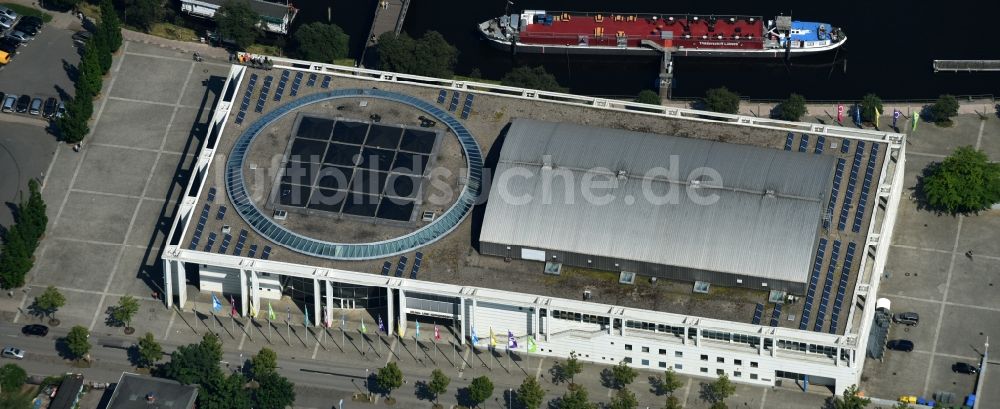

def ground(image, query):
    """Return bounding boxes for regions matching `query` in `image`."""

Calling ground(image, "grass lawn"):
[148,22,199,42]
[0,2,52,22]
[333,57,356,67]
[76,1,100,23]
[247,43,282,56]
[454,75,501,85]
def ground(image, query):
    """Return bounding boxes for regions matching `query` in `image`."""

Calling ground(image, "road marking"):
[975,120,985,149]
[922,215,963,395]
[69,188,167,202]
[890,243,1000,262]
[312,340,320,359]
[680,377,693,405]
[238,332,247,350]
[89,142,170,154]
[12,288,31,324]
[759,387,768,409]
[385,337,397,365]
[44,236,158,251]
[535,356,545,378]
[41,140,60,189]
[164,309,177,340]
[883,293,1000,313]
[107,96,201,109]
[905,151,948,159]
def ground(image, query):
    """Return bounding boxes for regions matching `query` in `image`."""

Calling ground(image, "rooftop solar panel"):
[261,246,272,260]
[752,303,763,324]
[815,136,825,154]
[769,304,782,327]
[321,76,331,88]
[247,244,258,258]
[784,133,794,151]
[449,91,459,112]
[207,188,216,203]
[395,256,408,277]
[307,73,317,87]
[216,205,227,220]
[437,90,447,104]
[382,261,391,276]
[204,232,217,252]
[798,134,809,152]
[841,139,850,153]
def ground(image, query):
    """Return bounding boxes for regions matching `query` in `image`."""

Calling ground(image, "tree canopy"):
[251,347,278,379]
[217,0,260,49]
[608,388,638,409]
[65,326,91,360]
[467,376,494,408]
[0,364,27,394]
[659,368,684,396]
[0,179,47,289]
[428,369,450,403]
[252,371,296,409]
[46,0,79,11]
[928,94,960,125]
[831,385,871,409]
[501,66,567,93]
[705,374,736,404]
[860,93,883,123]
[117,0,162,31]
[136,332,163,368]
[563,351,582,384]
[376,362,403,397]
[162,333,224,386]
[777,93,807,121]
[292,22,350,63]
[920,146,1000,213]
[112,295,140,328]
[703,87,740,114]
[637,89,660,105]
[609,361,637,389]
[516,376,545,409]
[377,31,458,78]
[34,286,65,319]
[99,0,123,52]
[559,385,595,409]
[199,373,250,409]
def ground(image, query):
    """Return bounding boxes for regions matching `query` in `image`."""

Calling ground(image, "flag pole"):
[268,318,272,340]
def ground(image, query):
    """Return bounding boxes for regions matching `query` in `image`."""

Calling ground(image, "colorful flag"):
[507,330,518,349]
[360,317,367,333]
[489,327,497,347]
[304,307,310,327]
[267,302,276,320]
[249,300,257,318]
[397,320,406,337]
[323,308,329,328]
[434,325,441,341]
[911,113,919,131]
[527,336,538,353]
[230,296,237,317]
[874,106,881,128]
[836,104,844,123]
[211,294,222,312]
[471,327,479,345]
[415,321,420,339]
[892,109,900,128]
[854,104,861,125]
[378,315,385,334]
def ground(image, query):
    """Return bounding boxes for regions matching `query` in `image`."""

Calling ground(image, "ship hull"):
[481,35,845,59]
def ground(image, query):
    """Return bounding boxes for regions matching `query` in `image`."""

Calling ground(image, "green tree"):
[831,385,870,409]
[609,360,637,389]
[100,0,123,52]
[18,180,47,247]
[892,403,913,409]
[928,94,960,125]
[664,395,683,409]
[65,326,91,360]
[705,374,736,404]
[57,96,92,144]
[136,332,163,368]
[200,373,250,409]
[376,362,403,397]
[563,351,582,384]
[93,18,113,73]
[119,0,163,31]
[0,363,27,393]
[659,368,684,396]
[637,89,661,105]
[608,388,638,409]
[217,0,261,49]
[162,333,224,385]
[501,66,567,93]
[860,93,883,123]
[516,376,545,409]
[703,87,740,114]
[77,39,104,99]
[292,22,349,63]
[0,229,32,289]
[427,368,450,404]
[777,93,807,121]
[34,286,65,321]
[560,384,595,409]
[921,146,1000,213]
[251,347,278,379]
[112,295,140,329]
[252,371,296,409]
[467,376,494,408]
[377,31,458,78]
[710,402,729,409]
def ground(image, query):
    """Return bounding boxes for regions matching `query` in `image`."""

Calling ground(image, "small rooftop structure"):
[49,374,85,409]
[179,0,297,34]
[104,373,198,409]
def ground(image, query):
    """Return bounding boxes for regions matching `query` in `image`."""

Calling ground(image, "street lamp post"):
[507,387,512,409]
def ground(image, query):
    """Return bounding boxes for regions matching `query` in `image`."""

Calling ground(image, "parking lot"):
[861,115,1000,408]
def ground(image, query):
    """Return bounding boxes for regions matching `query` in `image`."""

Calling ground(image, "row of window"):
[551,310,611,325]
[622,357,761,380]
[623,344,759,367]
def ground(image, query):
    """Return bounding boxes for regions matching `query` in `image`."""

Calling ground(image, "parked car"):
[72,30,92,47]
[42,97,57,118]
[14,22,39,37]
[886,339,914,352]
[2,94,16,112]
[0,347,24,360]
[29,97,42,115]
[952,362,979,374]
[0,5,18,20]
[0,92,4,104]
[893,312,919,326]
[0,15,14,30]
[0,36,20,51]
[16,94,30,113]
[21,324,48,337]
[56,100,65,118]
[7,31,31,43]
[21,16,43,29]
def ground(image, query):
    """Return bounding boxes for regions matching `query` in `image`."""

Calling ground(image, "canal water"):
[300,0,999,100]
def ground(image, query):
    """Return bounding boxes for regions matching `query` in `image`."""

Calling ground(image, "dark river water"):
[298,0,999,100]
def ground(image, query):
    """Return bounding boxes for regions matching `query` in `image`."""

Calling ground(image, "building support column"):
[620,318,626,337]
[457,297,465,345]
[532,306,539,338]
[313,279,321,327]
[682,326,687,345]
[239,269,248,317]
[399,289,408,331]
[164,259,173,308]
[695,327,701,347]
[386,287,395,336]
[471,298,479,341]
[176,261,187,309]
[325,281,333,328]
[250,270,260,317]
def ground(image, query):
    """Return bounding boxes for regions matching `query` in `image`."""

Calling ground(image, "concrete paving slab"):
[31,240,119,292]
[142,152,190,202]
[923,354,978,405]
[162,107,205,154]
[40,146,81,206]
[23,286,105,329]
[890,200,960,251]
[881,246,950,301]
[906,116,981,157]
[92,296,172,339]
[50,191,139,243]
[110,53,190,104]
[126,41,200,61]
[882,297,940,351]
[860,352,930,401]
[126,198,172,247]
[976,118,1000,160]
[180,66,230,109]
[934,304,997,358]
[957,211,1000,256]
[73,144,157,197]
[90,98,173,150]
[108,245,162,297]
[901,154,934,199]
[946,257,1000,310]
[0,123,58,227]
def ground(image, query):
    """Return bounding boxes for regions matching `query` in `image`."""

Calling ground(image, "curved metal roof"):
[479,119,834,283]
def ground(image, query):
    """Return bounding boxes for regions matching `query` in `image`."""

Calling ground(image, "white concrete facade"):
[161,60,907,395]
